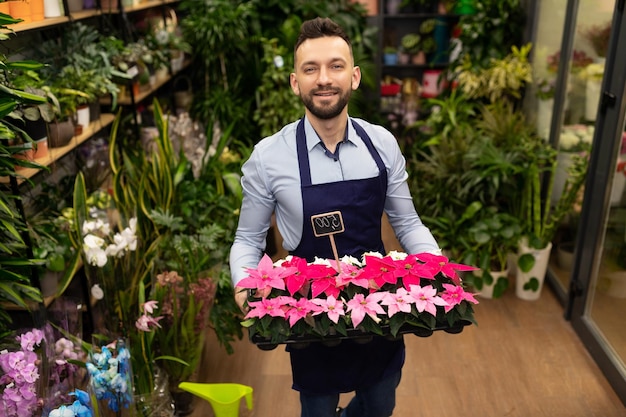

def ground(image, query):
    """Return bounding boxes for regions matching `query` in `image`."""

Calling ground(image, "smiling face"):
[290,36,361,121]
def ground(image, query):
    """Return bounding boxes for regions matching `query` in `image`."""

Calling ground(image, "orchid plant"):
[46,389,93,417]
[237,252,479,344]
[86,339,133,416]
[0,328,45,417]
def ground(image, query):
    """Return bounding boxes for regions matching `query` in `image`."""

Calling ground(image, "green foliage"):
[453,0,526,70]
[254,37,303,138]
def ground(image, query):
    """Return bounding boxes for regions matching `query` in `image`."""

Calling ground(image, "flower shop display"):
[237,252,479,350]
[581,20,611,59]
[551,124,594,205]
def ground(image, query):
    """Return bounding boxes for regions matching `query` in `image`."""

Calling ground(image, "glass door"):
[568,0,626,405]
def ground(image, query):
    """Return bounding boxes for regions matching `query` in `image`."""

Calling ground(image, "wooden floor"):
[189,282,625,417]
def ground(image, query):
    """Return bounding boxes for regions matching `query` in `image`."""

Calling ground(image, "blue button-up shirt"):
[229,116,440,285]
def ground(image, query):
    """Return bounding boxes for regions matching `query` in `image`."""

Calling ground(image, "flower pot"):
[173,76,193,112]
[385,0,400,15]
[33,136,48,159]
[0,2,10,14]
[536,98,553,139]
[556,241,575,270]
[66,0,81,11]
[75,105,90,129]
[383,53,398,65]
[89,100,101,122]
[47,119,74,148]
[585,78,602,122]
[9,0,32,23]
[474,269,509,299]
[29,0,44,20]
[14,141,34,170]
[99,0,118,11]
[421,69,443,98]
[43,0,62,17]
[515,240,553,301]
[83,0,95,9]
[411,51,426,65]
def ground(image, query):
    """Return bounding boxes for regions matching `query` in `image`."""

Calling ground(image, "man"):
[229,17,441,417]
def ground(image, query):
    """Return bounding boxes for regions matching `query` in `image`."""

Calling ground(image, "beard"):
[300,87,351,120]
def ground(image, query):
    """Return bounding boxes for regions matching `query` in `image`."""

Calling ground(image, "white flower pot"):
[515,240,553,301]
[44,0,63,17]
[76,105,90,129]
[474,269,509,299]
[536,98,553,139]
[585,78,602,122]
[550,151,575,206]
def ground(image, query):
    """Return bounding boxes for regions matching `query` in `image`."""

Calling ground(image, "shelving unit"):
[376,3,459,126]
[0,114,115,185]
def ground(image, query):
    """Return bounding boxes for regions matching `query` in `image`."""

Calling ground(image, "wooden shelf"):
[0,113,115,185]
[103,58,191,106]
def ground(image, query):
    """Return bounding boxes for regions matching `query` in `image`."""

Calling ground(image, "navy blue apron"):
[288,118,405,395]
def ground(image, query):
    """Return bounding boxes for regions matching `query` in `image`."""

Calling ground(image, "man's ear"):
[352,66,362,91]
[290,73,300,95]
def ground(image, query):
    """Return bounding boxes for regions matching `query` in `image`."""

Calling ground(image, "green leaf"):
[517,253,535,273]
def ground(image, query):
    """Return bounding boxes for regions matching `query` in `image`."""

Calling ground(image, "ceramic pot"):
[557,241,575,270]
[43,0,62,17]
[75,105,90,129]
[536,98,553,139]
[474,269,509,299]
[30,0,44,20]
[9,0,32,23]
[47,119,74,148]
[585,78,602,122]
[89,100,101,122]
[515,239,553,301]
[33,137,48,159]
[66,0,82,12]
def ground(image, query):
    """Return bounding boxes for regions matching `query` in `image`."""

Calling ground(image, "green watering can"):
[178,382,254,417]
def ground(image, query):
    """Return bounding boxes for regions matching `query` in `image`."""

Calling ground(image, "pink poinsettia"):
[414,253,477,285]
[380,288,416,317]
[408,284,448,316]
[393,254,437,289]
[283,297,317,327]
[245,297,288,319]
[345,292,386,328]
[311,295,345,324]
[361,255,400,289]
[238,254,296,298]
[441,283,479,313]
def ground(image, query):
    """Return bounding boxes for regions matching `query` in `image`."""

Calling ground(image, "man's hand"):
[234,288,249,314]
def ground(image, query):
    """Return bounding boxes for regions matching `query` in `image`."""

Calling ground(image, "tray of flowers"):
[237,251,479,351]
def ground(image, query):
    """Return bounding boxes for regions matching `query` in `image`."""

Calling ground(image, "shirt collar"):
[303,116,358,152]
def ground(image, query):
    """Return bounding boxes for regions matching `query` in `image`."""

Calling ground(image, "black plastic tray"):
[250,320,473,350]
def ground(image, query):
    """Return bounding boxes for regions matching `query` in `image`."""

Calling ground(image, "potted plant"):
[581,20,611,59]
[515,138,589,300]
[464,205,523,298]
[383,46,399,65]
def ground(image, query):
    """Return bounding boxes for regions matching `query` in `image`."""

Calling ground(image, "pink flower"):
[393,254,437,289]
[311,295,345,324]
[408,284,448,316]
[381,288,416,317]
[280,256,310,296]
[345,292,386,328]
[335,263,369,289]
[413,253,477,285]
[441,283,479,313]
[361,255,400,289]
[245,297,288,319]
[135,314,163,331]
[141,300,159,314]
[237,254,295,298]
[283,297,316,327]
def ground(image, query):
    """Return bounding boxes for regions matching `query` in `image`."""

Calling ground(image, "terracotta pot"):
[14,142,34,170]
[33,137,48,159]
[66,0,81,12]
[99,0,118,11]
[29,0,43,20]
[47,118,74,148]
[0,1,11,14]
[9,0,32,23]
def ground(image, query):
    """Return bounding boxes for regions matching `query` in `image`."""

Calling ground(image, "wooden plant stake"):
[311,211,345,273]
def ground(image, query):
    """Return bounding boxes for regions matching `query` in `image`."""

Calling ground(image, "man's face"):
[290,36,361,120]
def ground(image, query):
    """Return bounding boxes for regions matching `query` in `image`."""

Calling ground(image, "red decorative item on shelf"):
[381,84,401,96]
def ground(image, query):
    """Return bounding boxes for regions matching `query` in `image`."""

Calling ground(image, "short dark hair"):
[294,17,352,57]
